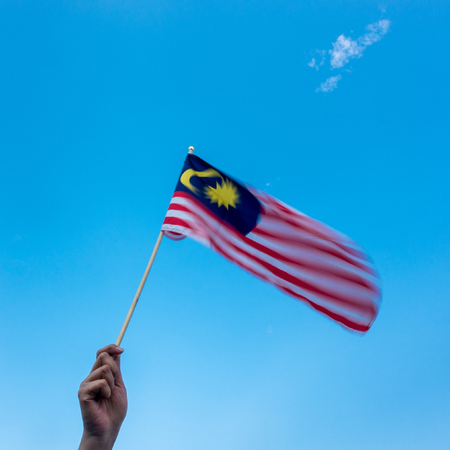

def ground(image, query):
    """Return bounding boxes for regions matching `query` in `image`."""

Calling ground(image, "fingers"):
[96,344,124,359]
[84,365,115,393]
[94,345,125,387]
[79,378,112,402]
[90,344,125,387]
[91,352,119,379]
[79,363,114,402]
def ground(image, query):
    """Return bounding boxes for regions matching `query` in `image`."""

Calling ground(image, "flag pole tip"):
[188,146,194,154]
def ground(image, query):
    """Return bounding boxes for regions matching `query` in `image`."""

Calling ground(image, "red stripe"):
[163,216,193,232]
[166,203,193,214]
[163,230,186,241]
[277,285,371,332]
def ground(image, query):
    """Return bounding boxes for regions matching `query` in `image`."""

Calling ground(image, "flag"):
[162,154,381,333]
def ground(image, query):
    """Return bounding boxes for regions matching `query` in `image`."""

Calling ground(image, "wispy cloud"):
[307,50,326,71]
[307,57,318,70]
[315,75,341,93]
[264,177,281,191]
[308,20,391,92]
[330,20,390,69]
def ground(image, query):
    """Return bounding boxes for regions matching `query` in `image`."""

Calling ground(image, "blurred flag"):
[162,154,381,332]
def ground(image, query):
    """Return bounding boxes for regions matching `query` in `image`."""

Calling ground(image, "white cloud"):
[330,20,390,69]
[307,50,326,70]
[315,75,341,93]
[329,35,364,69]
[264,177,281,191]
[307,57,318,70]
[360,19,390,45]
[309,20,391,93]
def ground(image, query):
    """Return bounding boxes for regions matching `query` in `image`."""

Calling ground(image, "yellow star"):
[204,179,240,209]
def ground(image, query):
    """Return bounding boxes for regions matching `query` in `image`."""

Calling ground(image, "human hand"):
[78,345,127,450]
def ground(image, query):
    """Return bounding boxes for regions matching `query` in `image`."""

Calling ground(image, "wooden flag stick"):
[115,230,164,346]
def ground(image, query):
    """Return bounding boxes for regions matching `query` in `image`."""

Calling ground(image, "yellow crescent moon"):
[180,168,223,195]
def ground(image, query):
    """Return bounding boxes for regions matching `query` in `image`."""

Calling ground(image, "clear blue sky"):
[1,1,449,449]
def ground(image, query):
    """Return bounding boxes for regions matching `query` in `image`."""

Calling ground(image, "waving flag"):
[162,154,381,333]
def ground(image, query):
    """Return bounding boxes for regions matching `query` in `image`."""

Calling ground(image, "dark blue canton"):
[174,154,261,236]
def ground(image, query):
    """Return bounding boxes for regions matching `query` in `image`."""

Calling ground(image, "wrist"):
[78,429,119,450]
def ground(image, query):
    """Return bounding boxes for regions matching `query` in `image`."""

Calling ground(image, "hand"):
[78,345,128,450]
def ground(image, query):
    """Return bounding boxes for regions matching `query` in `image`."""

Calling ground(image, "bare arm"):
[78,345,128,450]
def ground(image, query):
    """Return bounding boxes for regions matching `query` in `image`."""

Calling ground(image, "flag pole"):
[115,230,164,346]
[115,146,195,346]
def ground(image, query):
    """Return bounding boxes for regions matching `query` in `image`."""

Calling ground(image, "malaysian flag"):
[162,153,381,333]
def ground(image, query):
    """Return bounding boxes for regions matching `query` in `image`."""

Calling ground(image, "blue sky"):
[1,1,449,449]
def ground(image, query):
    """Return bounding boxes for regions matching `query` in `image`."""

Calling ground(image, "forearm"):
[78,429,120,450]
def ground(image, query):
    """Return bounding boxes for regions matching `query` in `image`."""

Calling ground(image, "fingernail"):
[116,347,124,353]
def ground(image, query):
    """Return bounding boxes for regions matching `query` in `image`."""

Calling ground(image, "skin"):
[78,345,128,450]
